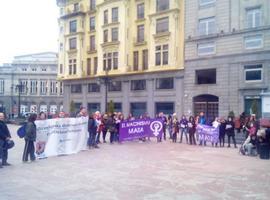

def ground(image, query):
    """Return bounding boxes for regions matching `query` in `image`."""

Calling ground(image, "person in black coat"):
[0,112,12,167]
[107,113,116,144]
[225,117,237,148]
[219,118,226,147]
[22,114,37,162]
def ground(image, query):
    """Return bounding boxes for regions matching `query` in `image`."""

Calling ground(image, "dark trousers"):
[219,134,225,147]
[180,128,188,143]
[22,140,35,162]
[163,126,166,140]
[228,135,237,147]
[102,129,107,142]
[189,133,196,145]
[110,132,115,143]
[0,140,8,165]
[96,132,101,144]
[172,133,177,143]
[88,132,97,147]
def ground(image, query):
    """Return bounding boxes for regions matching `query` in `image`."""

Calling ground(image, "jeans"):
[102,129,108,142]
[110,132,115,143]
[189,132,196,145]
[22,140,35,162]
[96,132,101,144]
[227,135,237,147]
[180,128,188,143]
[246,143,256,156]
[88,131,97,147]
[172,133,177,143]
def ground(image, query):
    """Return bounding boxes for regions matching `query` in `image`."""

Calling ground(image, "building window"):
[196,69,216,84]
[246,8,261,28]
[131,80,146,91]
[70,20,77,33]
[137,25,144,43]
[42,68,46,72]
[111,28,118,41]
[94,57,98,74]
[142,49,148,70]
[113,52,118,70]
[137,3,144,19]
[22,68,27,71]
[19,80,28,94]
[155,102,174,115]
[69,59,77,75]
[156,17,169,33]
[133,51,139,71]
[60,82,63,94]
[90,17,95,31]
[87,58,91,75]
[244,35,263,49]
[103,54,107,71]
[113,103,122,112]
[104,10,108,25]
[156,0,169,12]
[112,7,118,23]
[0,79,4,94]
[245,65,262,82]
[155,44,168,65]
[244,97,262,118]
[103,30,108,43]
[69,38,77,50]
[87,103,100,114]
[130,102,147,117]
[90,0,96,11]
[71,84,82,93]
[90,35,95,51]
[107,53,112,70]
[40,80,47,95]
[60,64,63,74]
[50,81,58,94]
[74,3,79,12]
[108,81,121,92]
[156,77,174,89]
[30,80,38,94]
[197,42,215,55]
[88,83,100,93]
[32,68,37,72]
[60,43,63,51]
[198,17,215,36]
[199,0,216,7]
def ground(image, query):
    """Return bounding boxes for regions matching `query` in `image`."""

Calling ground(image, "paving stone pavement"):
[0,124,270,200]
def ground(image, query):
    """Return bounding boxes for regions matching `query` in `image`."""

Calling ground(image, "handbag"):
[6,139,15,149]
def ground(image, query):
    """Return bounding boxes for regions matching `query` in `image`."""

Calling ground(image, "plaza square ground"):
[0,124,270,200]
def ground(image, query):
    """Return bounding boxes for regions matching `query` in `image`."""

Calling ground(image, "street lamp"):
[97,69,112,113]
[15,83,27,118]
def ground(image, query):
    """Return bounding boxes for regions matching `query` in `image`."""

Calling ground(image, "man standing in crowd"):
[0,112,12,167]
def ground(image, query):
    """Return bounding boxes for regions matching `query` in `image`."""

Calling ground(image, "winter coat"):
[225,121,235,136]
[25,122,37,141]
[0,120,11,141]
[88,118,97,134]
[188,120,196,134]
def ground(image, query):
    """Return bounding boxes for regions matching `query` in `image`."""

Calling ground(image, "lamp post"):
[97,70,111,113]
[15,83,27,118]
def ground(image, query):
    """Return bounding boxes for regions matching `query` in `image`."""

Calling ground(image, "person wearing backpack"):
[0,112,12,167]
[22,114,37,162]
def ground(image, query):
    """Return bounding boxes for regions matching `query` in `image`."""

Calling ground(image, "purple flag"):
[119,118,163,142]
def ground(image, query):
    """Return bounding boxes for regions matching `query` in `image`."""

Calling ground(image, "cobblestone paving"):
[0,125,269,200]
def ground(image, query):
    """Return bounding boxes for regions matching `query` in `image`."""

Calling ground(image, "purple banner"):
[119,118,163,142]
[196,124,219,143]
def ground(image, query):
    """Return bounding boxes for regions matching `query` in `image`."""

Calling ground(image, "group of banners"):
[35,117,219,158]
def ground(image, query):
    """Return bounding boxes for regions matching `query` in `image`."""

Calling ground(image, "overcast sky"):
[0,0,59,64]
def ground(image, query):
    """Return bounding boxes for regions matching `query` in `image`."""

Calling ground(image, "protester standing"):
[225,117,237,148]
[172,115,179,143]
[88,114,99,148]
[167,115,173,139]
[107,113,116,144]
[188,116,196,145]
[219,118,226,147]
[22,114,37,162]
[180,115,188,143]
[0,112,12,167]
[198,112,206,146]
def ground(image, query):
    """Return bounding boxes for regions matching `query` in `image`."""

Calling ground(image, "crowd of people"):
[1,109,270,168]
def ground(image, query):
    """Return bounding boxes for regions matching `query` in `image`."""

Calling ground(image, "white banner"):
[35,117,88,158]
